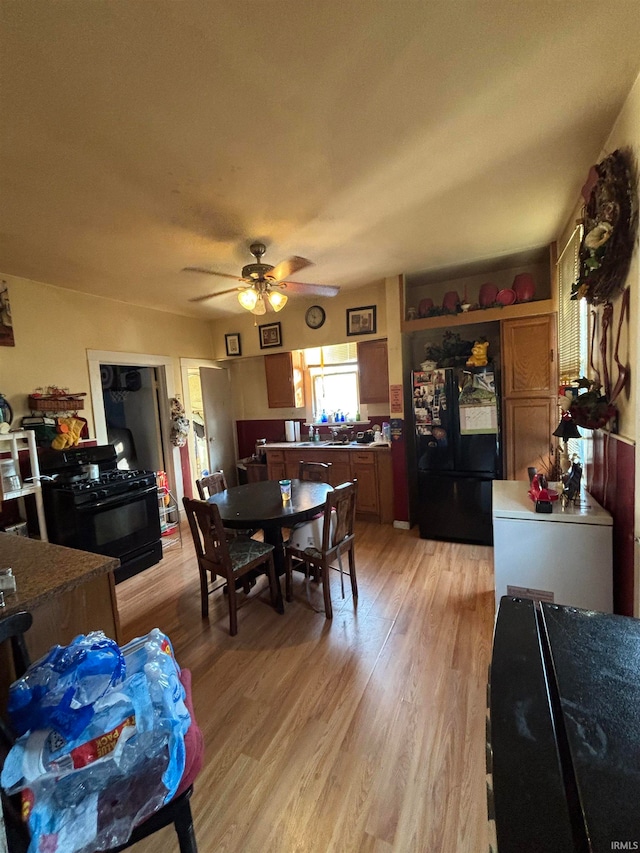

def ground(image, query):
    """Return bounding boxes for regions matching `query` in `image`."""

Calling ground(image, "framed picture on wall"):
[259,322,282,349]
[346,305,376,336]
[225,332,242,356]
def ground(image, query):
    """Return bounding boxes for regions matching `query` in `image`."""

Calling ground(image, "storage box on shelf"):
[28,395,85,412]
[0,430,48,541]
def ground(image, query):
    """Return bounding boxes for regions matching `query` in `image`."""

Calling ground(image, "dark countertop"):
[0,533,119,617]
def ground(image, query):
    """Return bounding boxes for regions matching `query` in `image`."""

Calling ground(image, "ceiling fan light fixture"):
[238,288,258,311]
[252,294,267,315]
[267,290,288,312]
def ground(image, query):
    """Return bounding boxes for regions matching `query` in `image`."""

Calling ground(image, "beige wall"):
[209,279,388,360]
[209,279,396,421]
[598,71,640,443]
[0,274,215,435]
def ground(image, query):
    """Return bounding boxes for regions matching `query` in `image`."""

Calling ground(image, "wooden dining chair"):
[0,611,199,853]
[298,461,332,482]
[182,497,279,636]
[195,470,227,499]
[196,470,259,541]
[284,480,358,619]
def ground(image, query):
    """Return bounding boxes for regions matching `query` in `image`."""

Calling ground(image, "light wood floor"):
[116,522,495,852]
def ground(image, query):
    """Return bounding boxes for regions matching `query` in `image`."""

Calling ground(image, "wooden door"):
[504,397,557,482]
[351,455,379,515]
[201,366,238,486]
[358,339,389,404]
[502,315,556,397]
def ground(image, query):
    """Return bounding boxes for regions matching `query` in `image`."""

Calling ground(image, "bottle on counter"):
[309,425,314,441]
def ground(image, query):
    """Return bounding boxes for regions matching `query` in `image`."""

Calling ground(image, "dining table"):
[206,478,332,578]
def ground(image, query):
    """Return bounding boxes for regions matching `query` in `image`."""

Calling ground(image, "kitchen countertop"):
[265,441,391,451]
[0,533,120,617]
[492,481,612,525]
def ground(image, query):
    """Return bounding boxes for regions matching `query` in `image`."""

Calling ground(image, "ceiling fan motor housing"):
[242,262,274,281]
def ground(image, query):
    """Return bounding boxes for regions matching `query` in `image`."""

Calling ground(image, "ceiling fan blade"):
[188,287,240,303]
[183,266,243,282]
[278,281,340,297]
[266,256,313,283]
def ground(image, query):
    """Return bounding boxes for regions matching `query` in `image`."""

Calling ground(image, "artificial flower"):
[584,222,613,250]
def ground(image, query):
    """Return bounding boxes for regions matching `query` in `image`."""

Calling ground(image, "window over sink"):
[304,343,360,423]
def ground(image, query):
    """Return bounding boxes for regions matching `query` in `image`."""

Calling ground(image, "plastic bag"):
[1,628,191,853]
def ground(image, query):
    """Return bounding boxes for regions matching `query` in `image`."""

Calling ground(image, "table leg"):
[263,526,285,573]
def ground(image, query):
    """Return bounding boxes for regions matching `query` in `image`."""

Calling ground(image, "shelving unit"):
[158,486,182,550]
[0,430,48,541]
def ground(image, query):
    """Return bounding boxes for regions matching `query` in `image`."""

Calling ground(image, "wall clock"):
[305,305,326,329]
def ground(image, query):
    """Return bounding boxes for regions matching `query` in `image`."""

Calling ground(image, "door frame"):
[87,349,182,498]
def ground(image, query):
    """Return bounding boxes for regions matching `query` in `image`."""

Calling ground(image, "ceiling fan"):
[184,242,340,314]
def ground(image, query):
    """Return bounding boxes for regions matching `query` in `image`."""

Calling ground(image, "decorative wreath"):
[571,147,638,305]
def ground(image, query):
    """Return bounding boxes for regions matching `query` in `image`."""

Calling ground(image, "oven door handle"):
[75,484,157,512]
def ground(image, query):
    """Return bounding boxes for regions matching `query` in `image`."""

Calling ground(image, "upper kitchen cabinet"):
[357,339,389,404]
[501,315,557,397]
[401,245,557,332]
[264,351,305,409]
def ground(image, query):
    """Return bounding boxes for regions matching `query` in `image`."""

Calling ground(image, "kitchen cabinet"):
[501,314,558,480]
[265,445,393,523]
[264,351,305,409]
[501,314,557,397]
[350,451,378,516]
[0,430,48,541]
[358,339,389,404]
[503,398,557,484]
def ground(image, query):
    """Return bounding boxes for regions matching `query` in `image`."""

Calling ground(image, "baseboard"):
[393,520,410,530]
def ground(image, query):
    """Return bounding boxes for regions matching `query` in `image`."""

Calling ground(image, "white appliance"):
[492,481,613,613]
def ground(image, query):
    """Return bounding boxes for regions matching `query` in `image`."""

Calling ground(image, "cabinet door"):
[504,397,557,481]
[328,455,352,488]
[501,315,557,397]
[358,339,389,404]
[351,459,379,515]
[264,352,305,409]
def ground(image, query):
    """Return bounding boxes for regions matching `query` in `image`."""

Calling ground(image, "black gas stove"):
[39,444,163,582]
[49,468,158,506]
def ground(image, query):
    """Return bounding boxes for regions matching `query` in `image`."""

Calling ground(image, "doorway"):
[101,365,164,472]
[88,349,182,498]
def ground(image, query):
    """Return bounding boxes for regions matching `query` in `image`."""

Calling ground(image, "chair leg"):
[227,579,238,636]
[321,562,333,619]
[199,567,209,619]
[285,551,293,602]
[348,548,358,602]
[174,797,198,853]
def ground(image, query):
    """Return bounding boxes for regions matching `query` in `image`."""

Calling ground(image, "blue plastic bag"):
[1,628,191,853]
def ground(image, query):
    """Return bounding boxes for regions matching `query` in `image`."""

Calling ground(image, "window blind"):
[557,225,584,384]
[304,343,357,366]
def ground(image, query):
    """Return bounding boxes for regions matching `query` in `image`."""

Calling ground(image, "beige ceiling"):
[2,1,640,320]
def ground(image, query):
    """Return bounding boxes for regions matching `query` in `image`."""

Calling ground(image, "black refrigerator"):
[412,366,501,545]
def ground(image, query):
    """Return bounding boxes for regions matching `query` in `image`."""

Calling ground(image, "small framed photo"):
[259,321,282,349]
[346,305,377,336]
[225,333,242,357]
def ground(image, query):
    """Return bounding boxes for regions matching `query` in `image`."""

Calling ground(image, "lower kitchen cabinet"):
[265,446,392,523]
[350,451,378,516]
